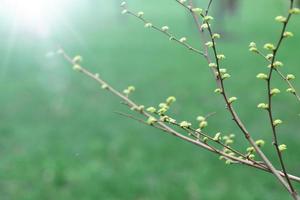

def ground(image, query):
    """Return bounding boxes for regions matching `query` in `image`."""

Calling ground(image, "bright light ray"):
[1,0,69,38]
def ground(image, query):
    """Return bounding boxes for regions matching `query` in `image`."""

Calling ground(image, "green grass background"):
[0,0,300,199]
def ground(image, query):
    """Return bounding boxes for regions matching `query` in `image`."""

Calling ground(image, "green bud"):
[249,42,256,48]
[256,73,268,80]
[205,41,214,48]
[201,24,208,29]
[273,61,283,68]
[147,116,157,125]
[289,8,300,14]
[228,97,237,104]
[146,107,156,113]
[72,55,83,63]
[199,121,208,129]
[192,7,203,15]
[179,37,187,43]
[270,88,281,95]
[212,33,221,39]
[286,88,296,94]
[203,16,213,22]
[161,26,169,32]
[257,103,269,109]
[209,63,217,68]
[137,11,144,18]
[266,54,274,60]
[166,96,176,104]
[179,121,192,128]
[213,132,222,141]
[246,147,255,153]
[101,84,108,89]
[286,74,295,80]
[264,43,276,51]
[278,144,287,152]
[144,23,152,28]
[275,16,287,23]
[255,139,265,147]
[214,88,222,94]
[217,54,226,60]
[225,159,232,165]
[283,31,294,38]
[196,116,206,122]
[273,119,283,126]
[73,64,82,71]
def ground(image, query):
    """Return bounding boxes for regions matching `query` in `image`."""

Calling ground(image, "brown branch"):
[175,0,296,196]
[59,49,300,185]
[266,0,297,196]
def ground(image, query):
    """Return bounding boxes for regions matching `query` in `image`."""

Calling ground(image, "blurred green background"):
[0,0,300,199]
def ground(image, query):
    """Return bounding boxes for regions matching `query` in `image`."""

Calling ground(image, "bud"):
[144,23,152,28]
[205,41,214,47]
[228,97,237,104]
[266,54,273,60]
[146,107,156,113]
[137,11,144,17]
[264,43,275,51]
[217,54,225,60]
[161,26,169,32]
[199,121,208,129]
[201,24,208,29]
[128,86,135,92]
[214,88,222,94]
[257,103,269,109]
[213,132,221,141]
[166,96,176,104]
[120,1,126,7]
[73,64,82,71]
[275,16,287,23]
[255,139,265,147]
[204,16,213,22]
[221,73,231,80]
[249,42,256,48]
[212,33,221,39]
[209,63,217,68]
[256,73,268,80]
[270,88,281,95]
[196,116,206,122]
[121,9,128,14]
[249,47,258,53]
[179,37,187,43]
[192,8,203,15]
[101,84,108,89]
[278,144,287,152]
[289,8,300,14]
[147,116,157,125]
[273,119,283,126]
[246,147,255,153]
[286,88,296,94]
[180,121,192,128]
[273,61,283,68]
[73,55,83,63]
[283,31,294,38]
[286,74,295,80]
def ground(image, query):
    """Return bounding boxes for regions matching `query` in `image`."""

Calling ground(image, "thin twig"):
[266,0,297,196]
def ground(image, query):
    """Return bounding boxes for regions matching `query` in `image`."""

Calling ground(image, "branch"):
[175,0,296,196]
[58,49,300,185]
[265,0,297,196]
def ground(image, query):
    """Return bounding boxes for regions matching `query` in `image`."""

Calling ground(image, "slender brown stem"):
[176,0,296,196]
[59,49,300,185]
[266,0,297,196]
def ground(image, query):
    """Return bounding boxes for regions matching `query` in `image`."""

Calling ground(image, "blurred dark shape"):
[214,0,239,38]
